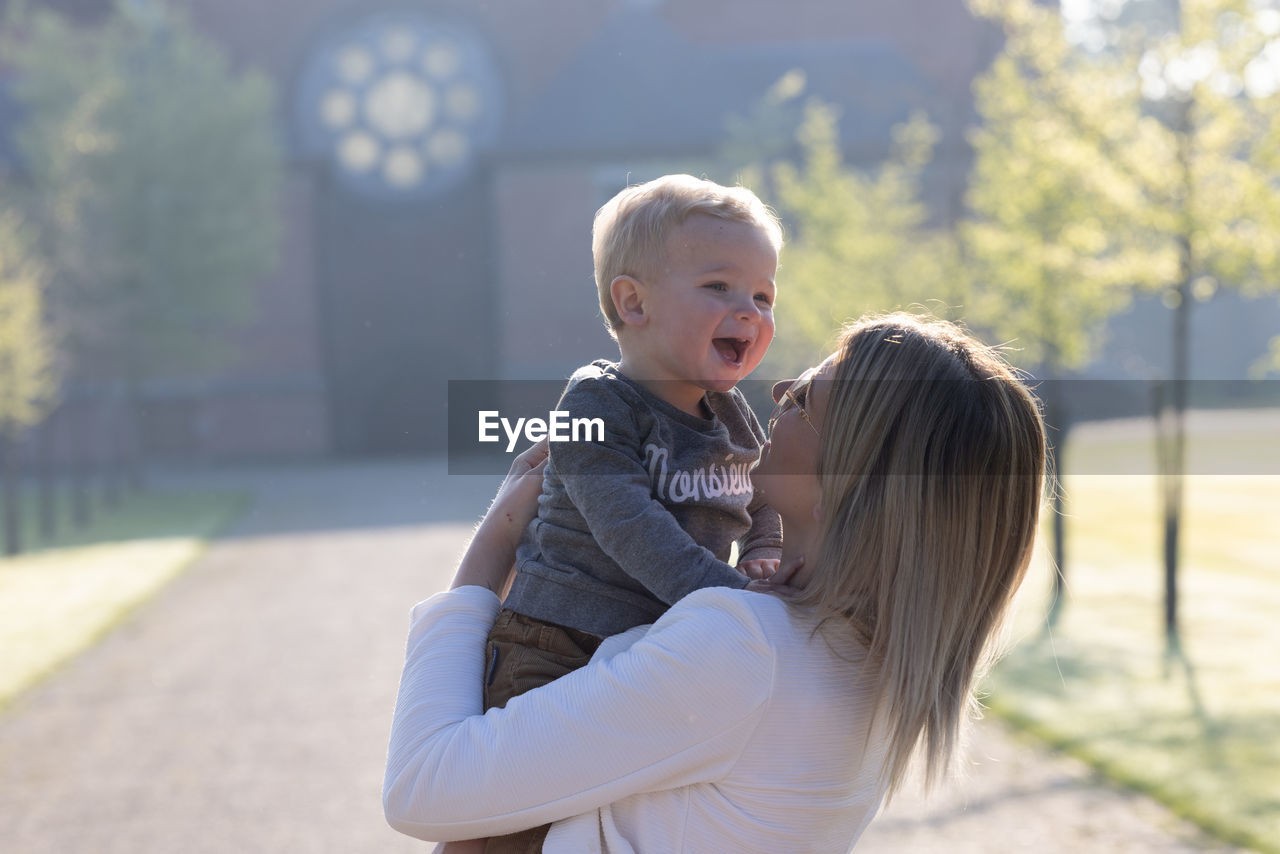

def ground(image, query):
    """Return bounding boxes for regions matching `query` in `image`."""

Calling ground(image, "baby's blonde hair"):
[591,175,783,337]
[794,313,1047,798]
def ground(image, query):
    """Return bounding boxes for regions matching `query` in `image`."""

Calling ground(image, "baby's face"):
[628,214,777,398]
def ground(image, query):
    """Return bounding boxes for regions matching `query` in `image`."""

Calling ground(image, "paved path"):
[0,461,1256,853]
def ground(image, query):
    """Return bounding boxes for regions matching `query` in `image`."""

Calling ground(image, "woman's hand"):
[485,438,550,550]
[449,439,550,593]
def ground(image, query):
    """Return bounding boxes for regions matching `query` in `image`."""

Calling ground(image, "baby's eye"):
[755,292,773,306]
[704,281,728,292]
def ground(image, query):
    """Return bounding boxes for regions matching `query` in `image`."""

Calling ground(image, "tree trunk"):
[36,408,57,542]
[1044,391,1071,631]
[124,380,146,493]
[102,387,124,509]
[1159,271,1191,660]
[1047,440,1069,628]
[1160,96,1195,661]
[69,397,92,529]
[72,463,92,528]
[1,431,21,556]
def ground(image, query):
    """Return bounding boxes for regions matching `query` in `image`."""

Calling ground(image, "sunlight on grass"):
[989,412,1280,853]
[0,492,247,708]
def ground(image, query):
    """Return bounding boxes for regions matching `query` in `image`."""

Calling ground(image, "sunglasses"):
[768,368,820,437]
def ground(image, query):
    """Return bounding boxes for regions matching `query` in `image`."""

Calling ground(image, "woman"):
[384,313,1047,852]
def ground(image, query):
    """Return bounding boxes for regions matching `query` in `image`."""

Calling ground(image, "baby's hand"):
[745,555,805,597]
[737,557,780,581]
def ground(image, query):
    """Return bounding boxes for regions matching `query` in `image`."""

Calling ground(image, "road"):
[0,460,1253,852]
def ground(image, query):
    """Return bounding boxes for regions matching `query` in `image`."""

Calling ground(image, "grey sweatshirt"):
[503,361,783,636]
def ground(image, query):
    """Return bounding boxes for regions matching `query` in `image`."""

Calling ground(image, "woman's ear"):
[611,275,648,328]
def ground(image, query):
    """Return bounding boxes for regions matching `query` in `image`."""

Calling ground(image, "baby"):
[473,174,784,854]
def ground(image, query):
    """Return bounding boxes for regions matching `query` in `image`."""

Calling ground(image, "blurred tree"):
[722,82,969,377]
[970,0,1280,656]
[5,0,282,486]
[0,210,58,555]
[1251,336,1280,378]
[963,20,1145,630]
[720,68,809,205]
[719,71,813,379]
[1,2,104,529]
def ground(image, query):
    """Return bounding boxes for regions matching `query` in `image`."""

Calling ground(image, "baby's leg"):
[432,839,486,854]
[433,842,488,854]
[455,613,595,853]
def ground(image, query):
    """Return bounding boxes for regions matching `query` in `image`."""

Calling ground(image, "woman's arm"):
[382,587,776,841]
[449,439,549,594]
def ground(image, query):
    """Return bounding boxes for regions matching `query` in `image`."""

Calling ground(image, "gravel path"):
[0,461,1257,853]
[854,723,1250,853]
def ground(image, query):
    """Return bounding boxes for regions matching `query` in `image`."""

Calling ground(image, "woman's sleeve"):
[382,586,776,842]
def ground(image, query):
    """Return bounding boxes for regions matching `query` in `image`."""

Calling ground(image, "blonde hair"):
[793,312,1046,797]
[591,174,783,337]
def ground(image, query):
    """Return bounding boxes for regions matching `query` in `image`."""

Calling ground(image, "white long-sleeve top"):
[383,585,890,853]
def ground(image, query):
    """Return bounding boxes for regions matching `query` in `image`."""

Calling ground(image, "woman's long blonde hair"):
[792,313,1046,796]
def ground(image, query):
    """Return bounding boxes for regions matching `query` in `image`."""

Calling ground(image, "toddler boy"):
[473,174,783,853]
[486,174,784,709]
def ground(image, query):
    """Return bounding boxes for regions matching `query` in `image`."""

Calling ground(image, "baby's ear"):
[610,275,648,327]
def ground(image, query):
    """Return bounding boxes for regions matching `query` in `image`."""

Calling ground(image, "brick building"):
[1,0,1001,458]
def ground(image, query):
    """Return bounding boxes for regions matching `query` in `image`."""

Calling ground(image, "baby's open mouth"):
[713,338,749,365]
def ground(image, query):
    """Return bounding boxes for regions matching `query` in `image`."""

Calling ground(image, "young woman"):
[384,313,1047,852]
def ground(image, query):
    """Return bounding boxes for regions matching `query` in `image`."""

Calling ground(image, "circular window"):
[294,12,502,200]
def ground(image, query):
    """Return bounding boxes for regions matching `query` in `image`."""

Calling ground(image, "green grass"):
[988,412,1280,852]
[0,488,248,709]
